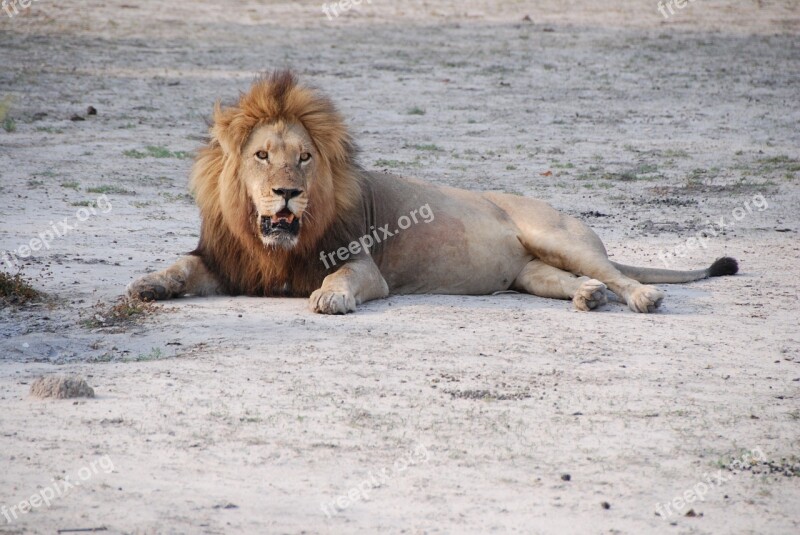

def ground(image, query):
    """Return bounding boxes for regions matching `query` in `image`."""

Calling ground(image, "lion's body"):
[128,71,738,314]
[363,173,529,295]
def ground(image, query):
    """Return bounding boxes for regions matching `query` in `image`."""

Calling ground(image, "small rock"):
[601,501,611,510]
[561,473,571,481]
[70,114,85,121]
[30,375,95,399]
[87,106,97,115]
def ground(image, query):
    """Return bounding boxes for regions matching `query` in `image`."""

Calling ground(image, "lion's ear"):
[211,101,250,157]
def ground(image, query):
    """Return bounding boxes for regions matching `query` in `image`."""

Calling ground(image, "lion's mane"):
[189,71,367,296]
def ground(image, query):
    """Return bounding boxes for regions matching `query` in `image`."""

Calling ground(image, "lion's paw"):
[572,279,608,311]
[626,285,664,313]
[309,289,356,315]
[127,274,179,301]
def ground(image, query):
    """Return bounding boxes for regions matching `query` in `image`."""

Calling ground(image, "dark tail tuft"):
[708,257,738,277]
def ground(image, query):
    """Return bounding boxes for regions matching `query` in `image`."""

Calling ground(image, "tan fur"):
[128,71,736,314]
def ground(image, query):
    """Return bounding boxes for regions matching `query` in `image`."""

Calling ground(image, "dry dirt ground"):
[1,1,799,533]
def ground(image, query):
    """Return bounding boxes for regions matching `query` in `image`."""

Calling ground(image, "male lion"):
[127,71,738,314]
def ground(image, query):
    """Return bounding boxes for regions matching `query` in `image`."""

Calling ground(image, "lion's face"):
[240,122,319,250]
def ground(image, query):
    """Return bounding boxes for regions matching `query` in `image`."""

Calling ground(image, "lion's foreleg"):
[309,254,389,314]
[127,255,221,301]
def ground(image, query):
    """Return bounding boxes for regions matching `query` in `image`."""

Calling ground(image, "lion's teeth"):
[270,213,295,224]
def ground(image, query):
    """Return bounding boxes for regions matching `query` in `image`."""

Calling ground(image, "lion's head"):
[240,121,315,249]
[189,71,365,295]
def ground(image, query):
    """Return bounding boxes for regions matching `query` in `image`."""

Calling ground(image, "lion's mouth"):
[260,208,300,237]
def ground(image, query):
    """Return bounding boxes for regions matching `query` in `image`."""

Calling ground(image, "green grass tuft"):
[123,145,191,159]
[375,159,403,168]
[408,143,442,151]
[86,185,136,195]
[61,181,80,190]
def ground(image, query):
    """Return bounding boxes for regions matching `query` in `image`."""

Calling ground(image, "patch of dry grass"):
[82,296,158,328]
[0,271,41,305]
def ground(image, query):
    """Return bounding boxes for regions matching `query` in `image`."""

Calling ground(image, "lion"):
[127,70,738,314]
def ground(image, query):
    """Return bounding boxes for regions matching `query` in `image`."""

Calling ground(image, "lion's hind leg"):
[484,192,663,313]
[518,232,665,313]
[512,260,608,311]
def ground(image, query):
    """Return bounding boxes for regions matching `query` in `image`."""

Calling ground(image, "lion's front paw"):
[127,274,178,301]
[572,278,608,311]
[309,289,356,315]
[626,285,664,313]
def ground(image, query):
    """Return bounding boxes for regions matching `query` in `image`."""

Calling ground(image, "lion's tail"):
[610,257,738,284]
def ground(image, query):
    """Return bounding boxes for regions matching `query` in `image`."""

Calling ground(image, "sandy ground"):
[1,1,799,533]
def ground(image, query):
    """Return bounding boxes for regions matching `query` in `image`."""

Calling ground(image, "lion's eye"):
[255,150,269,161]
[299,152,311,163]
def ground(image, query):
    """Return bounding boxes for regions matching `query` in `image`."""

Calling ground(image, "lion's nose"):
[272,188,303,201]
